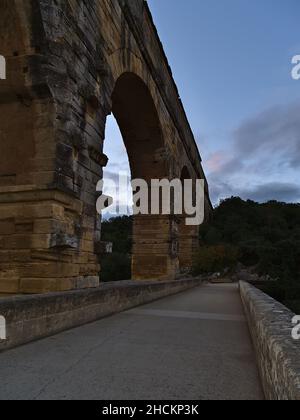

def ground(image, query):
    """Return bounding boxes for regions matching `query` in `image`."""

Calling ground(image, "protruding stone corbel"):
[88,146,109,167]
[79,84,100,110]
[50,233,79,250]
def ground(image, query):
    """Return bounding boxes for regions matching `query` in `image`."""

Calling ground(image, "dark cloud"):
[209,179,300,205]
[205,101,300,204]
[234,102,300,169]
[208,177,235,204]
[239,182,300,203]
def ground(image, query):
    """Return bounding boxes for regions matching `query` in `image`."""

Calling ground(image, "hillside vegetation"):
[196,197,300,312]
[100,216,133,282]
[100,198,300,312]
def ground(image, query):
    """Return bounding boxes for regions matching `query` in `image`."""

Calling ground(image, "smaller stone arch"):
[111,72,166,181]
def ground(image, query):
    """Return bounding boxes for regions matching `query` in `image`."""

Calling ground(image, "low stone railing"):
[240,281,300,400]
[0,277,202,352]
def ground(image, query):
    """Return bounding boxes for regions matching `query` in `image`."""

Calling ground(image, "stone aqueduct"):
[0,0,211,294]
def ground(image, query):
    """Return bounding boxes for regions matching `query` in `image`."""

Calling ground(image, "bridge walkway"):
[0,283,264,400]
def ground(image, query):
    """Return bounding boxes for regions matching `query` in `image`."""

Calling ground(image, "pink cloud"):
[206,151,226,173]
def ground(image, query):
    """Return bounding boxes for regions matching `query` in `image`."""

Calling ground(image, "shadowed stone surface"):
[0,284,263,400]
[240,281,300,400]
[0,0,211,293]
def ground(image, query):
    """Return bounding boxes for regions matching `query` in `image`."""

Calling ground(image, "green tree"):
[198,197,300,312]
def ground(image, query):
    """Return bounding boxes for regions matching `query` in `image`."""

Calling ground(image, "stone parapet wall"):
[0,277,202,352]
[240,281,300,400]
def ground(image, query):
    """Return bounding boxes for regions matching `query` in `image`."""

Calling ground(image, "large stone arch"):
[105,71,178,280]
[0,0,211,294]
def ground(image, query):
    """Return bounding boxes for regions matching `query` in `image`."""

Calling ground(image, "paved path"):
[0,283,264,400]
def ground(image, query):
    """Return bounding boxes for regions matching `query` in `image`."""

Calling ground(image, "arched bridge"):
[0,0,211,294]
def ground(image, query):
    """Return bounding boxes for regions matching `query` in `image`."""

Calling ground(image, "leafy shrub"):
[101,253,131,282]
[101,216,133,254]
[260,283,286,302]
[193,245,239,275]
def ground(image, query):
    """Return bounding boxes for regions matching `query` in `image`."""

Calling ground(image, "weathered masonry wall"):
[240,281,300,400]
[0,277,202,352]
[0,0,211,293]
